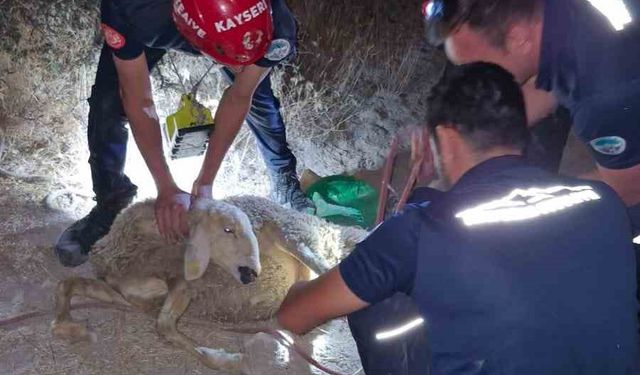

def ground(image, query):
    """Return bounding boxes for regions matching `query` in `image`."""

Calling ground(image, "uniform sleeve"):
[100,0,145,60]
[255,0,297,68]
[573,83,640,170]
[254,37,296,68]
[339,209,421,305]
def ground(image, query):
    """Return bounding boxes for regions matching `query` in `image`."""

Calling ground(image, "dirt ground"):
[0,177,363,375]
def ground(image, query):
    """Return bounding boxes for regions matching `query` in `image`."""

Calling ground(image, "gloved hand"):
[155,186,191,243]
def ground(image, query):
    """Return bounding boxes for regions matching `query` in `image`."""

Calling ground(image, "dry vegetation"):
[0,0,99,184]
[278,0,445,174]
[294,0,426,95]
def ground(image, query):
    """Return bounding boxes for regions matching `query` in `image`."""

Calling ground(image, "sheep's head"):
[184,199,261,284]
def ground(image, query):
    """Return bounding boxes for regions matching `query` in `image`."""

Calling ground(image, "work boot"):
[269,170,315,214]
[54,193,135,267]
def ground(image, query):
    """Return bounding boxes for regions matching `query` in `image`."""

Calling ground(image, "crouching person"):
[276,63,639,375]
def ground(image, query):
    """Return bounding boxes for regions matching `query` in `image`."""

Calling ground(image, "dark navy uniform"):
[536,0,640,170]
[340,156,638,375]
[536,0,640,246]
[91,0,298,203]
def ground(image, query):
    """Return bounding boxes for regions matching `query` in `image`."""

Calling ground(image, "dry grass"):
[273,0,429,137]
[0,0,99,186]
[292,0,424,87]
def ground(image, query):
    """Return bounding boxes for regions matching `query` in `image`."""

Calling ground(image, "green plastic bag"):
[307,175,379,229]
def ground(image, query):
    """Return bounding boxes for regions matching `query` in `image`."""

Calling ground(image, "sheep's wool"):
[91,196,367,323]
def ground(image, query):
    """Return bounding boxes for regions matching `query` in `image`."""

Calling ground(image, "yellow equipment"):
[164,94,214,159]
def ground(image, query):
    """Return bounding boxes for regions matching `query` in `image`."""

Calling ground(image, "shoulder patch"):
[590,136,627,155]
[101,23,126,50]
[264,39,291,61]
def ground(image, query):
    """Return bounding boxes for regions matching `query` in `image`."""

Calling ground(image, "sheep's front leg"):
[156,280,243,372]
[51,277,129,342]
[260,221,330,275]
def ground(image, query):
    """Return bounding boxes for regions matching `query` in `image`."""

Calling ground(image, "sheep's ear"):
[184,226,211,281]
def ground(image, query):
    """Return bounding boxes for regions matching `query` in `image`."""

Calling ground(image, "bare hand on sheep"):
[155,187,190,242]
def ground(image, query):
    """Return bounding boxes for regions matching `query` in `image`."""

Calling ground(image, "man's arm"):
[278,209,422,335]
[522,76,558,125]
[113,54,189,242]
[277,267,369,335]
[592,165,640,206]
[192,65,270,196]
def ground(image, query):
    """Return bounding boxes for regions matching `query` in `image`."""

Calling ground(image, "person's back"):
[411,157,638,374]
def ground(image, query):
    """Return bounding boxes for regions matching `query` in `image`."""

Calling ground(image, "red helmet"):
[173,0,274,66]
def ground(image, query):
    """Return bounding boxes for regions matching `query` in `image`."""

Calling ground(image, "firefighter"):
[55,0,314,267]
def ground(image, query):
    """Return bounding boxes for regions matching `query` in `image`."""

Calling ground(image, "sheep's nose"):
[239,266,258,284]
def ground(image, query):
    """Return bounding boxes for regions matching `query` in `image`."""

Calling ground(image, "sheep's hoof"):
[195,346,244,372]
[51,320,97,343]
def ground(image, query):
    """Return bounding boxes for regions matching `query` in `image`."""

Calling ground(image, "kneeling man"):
[277,63,638,375]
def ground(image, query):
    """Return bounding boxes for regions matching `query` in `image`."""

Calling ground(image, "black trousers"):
[87,44,297,202]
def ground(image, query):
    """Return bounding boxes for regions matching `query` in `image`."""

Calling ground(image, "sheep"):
[51,195,367,372]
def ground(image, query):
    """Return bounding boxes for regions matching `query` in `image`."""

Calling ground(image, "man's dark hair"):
[426,62,530,152]
[425,0,542,48]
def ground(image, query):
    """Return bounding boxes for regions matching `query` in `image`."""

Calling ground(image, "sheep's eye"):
[224,227,234,234]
